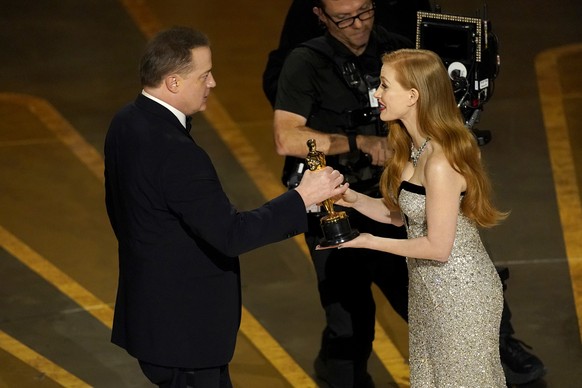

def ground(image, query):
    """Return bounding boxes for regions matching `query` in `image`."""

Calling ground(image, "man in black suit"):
[104,26,348,388]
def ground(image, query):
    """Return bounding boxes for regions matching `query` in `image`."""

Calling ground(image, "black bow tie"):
[186,116,193,132]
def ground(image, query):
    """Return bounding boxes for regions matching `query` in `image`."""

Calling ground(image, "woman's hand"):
[333,187,359,207]
[315,233,373,250]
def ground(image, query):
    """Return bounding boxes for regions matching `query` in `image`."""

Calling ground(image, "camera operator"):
[272,1,412,386]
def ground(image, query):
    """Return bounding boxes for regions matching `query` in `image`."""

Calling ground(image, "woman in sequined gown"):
[329,49,508,387]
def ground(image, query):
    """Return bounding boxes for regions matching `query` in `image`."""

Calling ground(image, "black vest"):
[282,27,412,194]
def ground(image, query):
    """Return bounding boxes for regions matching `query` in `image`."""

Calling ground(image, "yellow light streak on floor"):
[0,330,90,388]
[0,224,114,328]
[240,309,317,388]
[373,320,410,387]
[536,44,582,341]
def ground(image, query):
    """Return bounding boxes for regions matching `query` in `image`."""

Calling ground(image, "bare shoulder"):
[424,145,465,192]
[424,143,451,174]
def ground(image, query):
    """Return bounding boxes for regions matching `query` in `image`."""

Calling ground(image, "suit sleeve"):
[161,142,307,257]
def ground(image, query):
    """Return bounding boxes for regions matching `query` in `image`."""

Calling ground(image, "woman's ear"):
[408,88,419,106]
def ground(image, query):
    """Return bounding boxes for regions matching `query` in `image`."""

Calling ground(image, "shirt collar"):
[141,90,187,129]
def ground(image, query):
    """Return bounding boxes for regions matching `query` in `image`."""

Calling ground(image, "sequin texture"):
[398,182,506,387]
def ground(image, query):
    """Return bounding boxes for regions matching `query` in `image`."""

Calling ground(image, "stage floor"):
[1,1,581,387]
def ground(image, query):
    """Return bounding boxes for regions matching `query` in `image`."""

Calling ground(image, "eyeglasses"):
[321,6,376,29]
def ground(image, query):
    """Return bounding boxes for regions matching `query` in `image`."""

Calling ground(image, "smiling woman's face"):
[374,64,415,122]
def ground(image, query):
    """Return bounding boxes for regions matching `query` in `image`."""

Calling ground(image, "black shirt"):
[275,27,412,192]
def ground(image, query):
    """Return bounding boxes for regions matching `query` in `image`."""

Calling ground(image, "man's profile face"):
[176,46,216,115]
[315,0,375,55]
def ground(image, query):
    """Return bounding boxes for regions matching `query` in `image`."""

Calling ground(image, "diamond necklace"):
[410,137,430,167]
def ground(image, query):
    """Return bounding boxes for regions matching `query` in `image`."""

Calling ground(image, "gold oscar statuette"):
[305,139,359,247]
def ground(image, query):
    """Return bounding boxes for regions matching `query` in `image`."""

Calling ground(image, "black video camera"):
[416,9,500,146]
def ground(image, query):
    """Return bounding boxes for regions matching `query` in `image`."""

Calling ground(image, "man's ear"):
[165,75,180,93]
[313,7,326,24]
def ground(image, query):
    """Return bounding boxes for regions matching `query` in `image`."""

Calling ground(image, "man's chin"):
[192,102,207,114]
[349,38,370,52]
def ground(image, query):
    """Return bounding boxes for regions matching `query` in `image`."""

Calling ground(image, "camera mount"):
[416,9,500,146]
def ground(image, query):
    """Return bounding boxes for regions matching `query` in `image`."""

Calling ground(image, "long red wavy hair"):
[379,49,507,227]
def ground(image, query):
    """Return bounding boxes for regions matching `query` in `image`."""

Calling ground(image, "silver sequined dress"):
[398,181,506,387]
